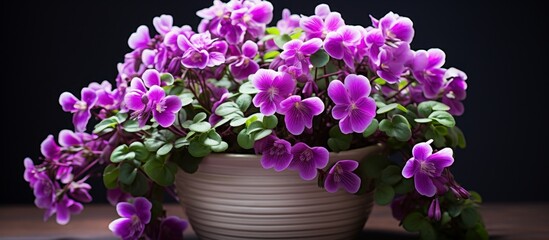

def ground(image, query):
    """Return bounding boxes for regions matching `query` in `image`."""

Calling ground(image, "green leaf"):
[157,143,173,156]
[379,115,412,141]
[118,162,137,185]
[362,119,378,138]
[460,207,481,228]
[179,96,193,107]
[262,115,278,129]
[414,118,433,123]
[110,145,136,163]
[263,50,280,60]
[211,141,228,152]
[236,94,252,112]
[419,222,437,240]
[174,137,189,148]
[426,126,446,148]
[455,126,467,148]
[327,126,352,152]
[103,164,119,189]
[448,205,463,218]
[188,141,211,157]
[215,102,240,116]
[193,112,207,123]
[121,172,149,196]
[360,154,390,179]
[393,178,414,194]
[469,191,483,204]
[441,212,452,226]
[160,73,175,85]
[239,81,259,94]
[290,28,302,39]
[93,117,118,133]
[265,27,280,35]
[429,111,456,128]
[143,157,177,186]
[254,129,272,140]
[129,142,150,162]
[465,224,489,240]
[189,122,212,133]
[376,103,407,114]
[381,165,402,185]
[230,117,248,127]
[274,34,292,49]
[374,184,395,205]
[310,49,330,67]
[123,120,150,133]
[171,149,203,174]
[418,101,450,117]
[246,121,264,134]
[403,212,426,232]
[237,129,254,149]
[374,78,386,85]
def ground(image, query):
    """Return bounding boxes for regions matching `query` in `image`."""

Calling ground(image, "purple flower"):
[442,68,468,116]
[315,4,331,19]
[288,143,329,180]
[209,92,230,125]
[251,69,295,115]
[107,188,131,206]
[128,25,151,50]
[41,135,61,160]
[276,8,300,34]
[88,81,118,110]
[158,216,189,240]
[278,96,324,135]
[324,26,362,68]
[255,135,293,172]
[428,198,441,221]
[300,12,345,39]
[125,77,182,127]
[153,14,173,36]
[109,197,152,240]
[376,43,414,83]
[328,74,376,134]
[411,48,446,99]
[230,40,260,80]
[280,38,322,66]
[377,12,414,43]
[23,158,41,187]
[402,140,454,197]
[324,160,361,193]
[44,195,84,225]
[229,0,274,38]
[69,179,92,203]
[59,88,98,132]
[177,32,227,69]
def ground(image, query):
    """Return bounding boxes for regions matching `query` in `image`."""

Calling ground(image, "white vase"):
[175,145,382,240]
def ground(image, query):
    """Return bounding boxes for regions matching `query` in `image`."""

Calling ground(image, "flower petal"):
[59,129,81,146]
[124,91,145,111]
[142,69,161,88]
[327,80,350,105]
[336,160,359,172]
[273,72,295,96]
[402,159,418,178]
[249,1,273,24]
[109,218,132,239]
[59,92,78,112]
[324,174,338,193]
[315,4,331,19]
[344,74,371,100]
[242,40,258,58]
[390,17,414,42]
[128,25,150,50]
[208,51,226,67]
[312,147,329,169]
[73,110,91,132]
[302,97,325,116]
[323,32,343,59]
[300,38,322,55]
[133,197,152,223]
[427,148,454,170]
[300,16,323,38]
[331,105,348,120]
[427,48,446,69]
[414,172,436,197]
[324,12,345,32]
[251,69,276,91]
[412,141,433,160]
[116,202,136,218]
[40,135,60,159]
[147,86,166,102]
[340,172,361,193]
[339,116,353,134]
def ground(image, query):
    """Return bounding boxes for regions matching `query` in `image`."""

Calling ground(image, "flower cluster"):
[24,1,484,239]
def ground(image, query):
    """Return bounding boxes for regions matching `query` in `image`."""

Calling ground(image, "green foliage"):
[239,81,259,94]
[327,125,352,152]
[274,34,292,49]
[143,157,177,186]
[379,114,412,141]
[377,103,408,114]
[362,119,379,138]
[110,145,135,163]
[429,111,456,128]
[310,49,330,67]
[103,164,119,189]
[418,101,450,117]
[374,184,395,205]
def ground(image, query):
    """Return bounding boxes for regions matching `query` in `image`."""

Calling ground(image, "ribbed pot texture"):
[175,145,382,240]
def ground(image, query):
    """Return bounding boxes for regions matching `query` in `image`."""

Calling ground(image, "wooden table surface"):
[0,203,547,239]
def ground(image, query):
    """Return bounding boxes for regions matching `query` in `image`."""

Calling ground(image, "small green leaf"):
[414,118,433,123]
[179,96,193,107]
[263,115,278,129]
[123,120,151,133]
[448,204,463,218]
[110,145,136,163]
[143,157,177,186]
[254,129,272,140]
[360,154,390,179]
[264,51,280,60]
[469,191,483,204]
[237,129,254,149]
[215,102,240,116]
[378,115,412,141]
[403,212,426,232]
[460,207,481,228]
[362,119,378,138]
[265,27,280,35]
[246,121,264,134]
[381,165,402,185]
[374,184,395,205]
[465,224,489,240]
[188,141,211,157]
[103,164,119,189]
[419,222,437,240]
[193,112,207,123]
[129,142,149,161]
[118,162,137,185]
[290,28,302,39]
[393,178,414,194]
[157,143,173,156]
[189,122,212,133]
[236,94,252,112]
[374,78,386,85]
[230,117,248,127]
[310,49,330,67]
[93,117,118,133]
[455,126,467,148]
[174,137,189,148]
[211,141,228,152]
[377,103,405,114]
[239,81,259,94]
[441,212,452,226]
[274,34,292,49]
[429,111,456,128]
[171,149,203,174]
[160,73,175,85]
[121,172,149,196]
[418,101,450,117]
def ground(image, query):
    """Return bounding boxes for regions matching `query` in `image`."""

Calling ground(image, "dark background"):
[1,0,547,204]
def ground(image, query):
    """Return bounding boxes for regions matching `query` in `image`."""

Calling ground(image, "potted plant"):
[23,1,487,239]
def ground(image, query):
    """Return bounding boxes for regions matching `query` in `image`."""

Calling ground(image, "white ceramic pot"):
[175,145,382,240]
